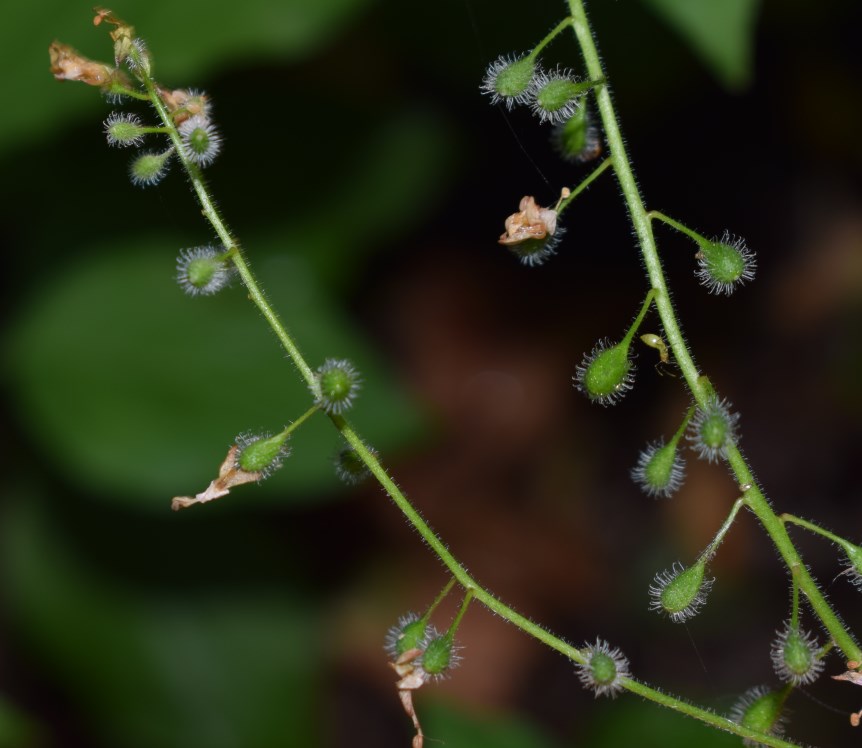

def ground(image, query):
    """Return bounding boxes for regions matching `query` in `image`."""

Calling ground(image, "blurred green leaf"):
[423,700,559,748]
[288,109,456,289]
[639,0,761,88]
[7,0,374,153]
[0,700,43,748]
[3,500,321,748]
[5,239,423,509]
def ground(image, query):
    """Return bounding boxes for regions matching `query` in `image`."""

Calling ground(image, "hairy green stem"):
[702,498,743,561]
[422,577,457,622]
[276,404,320,439]
[567,0,860,665]
[447,590,474,638]
[557,156,611,215]
[139,69,318,394]
[782,513,859,554]
[621,288,656,346]
[530,16,573,58]
[648,210,708,245]
[132,18,815,747]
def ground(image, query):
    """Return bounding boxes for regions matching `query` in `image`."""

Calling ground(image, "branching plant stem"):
[132,14,832,747]
[567,0,859,666]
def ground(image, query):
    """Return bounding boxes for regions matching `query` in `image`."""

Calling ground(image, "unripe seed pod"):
[334,446,374,485]
[688,398,739,463]
[103,112,146,147]
[530,68,584,124]
[421,634,459,678]
[179,114,221,167]
[576,639,629,698]
[730,687,788,745]
[631,440,685,498]
[649,561,714,623]
[129,149,172,187]
[694,231,756,296]
[235,431,290,478]
[314,359,362,415]
[481,54,537,109]
[770,622,824,686]
[842,544,862,589]
[176,246,232,296]
[574,339,635,406]
[384,613,428,661]
[553,106,601,163]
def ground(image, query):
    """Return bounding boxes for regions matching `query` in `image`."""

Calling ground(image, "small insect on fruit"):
[640,333,668,364]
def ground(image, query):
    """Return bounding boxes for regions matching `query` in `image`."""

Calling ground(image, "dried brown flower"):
[171,445,262,511]
[49,41,115,87]
[499,195,558,246]
[389,648,428,748]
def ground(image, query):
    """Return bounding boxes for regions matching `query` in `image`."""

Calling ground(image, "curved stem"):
[133,25,809,747]
[558,157,612,215]
[621,288,656,346]
[649,210,708,245]
[782,514,859,554]
[139,69,319,394]
[530,16,573,58]
[566,0,860,663]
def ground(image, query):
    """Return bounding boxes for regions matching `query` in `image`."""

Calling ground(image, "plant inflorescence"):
[51,4,862,747]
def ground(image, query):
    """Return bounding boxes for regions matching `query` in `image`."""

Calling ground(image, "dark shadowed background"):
[2,0,862,746]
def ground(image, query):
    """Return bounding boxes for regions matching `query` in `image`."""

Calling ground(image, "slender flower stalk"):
[566,0,860,665]
[51,9,855,746]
